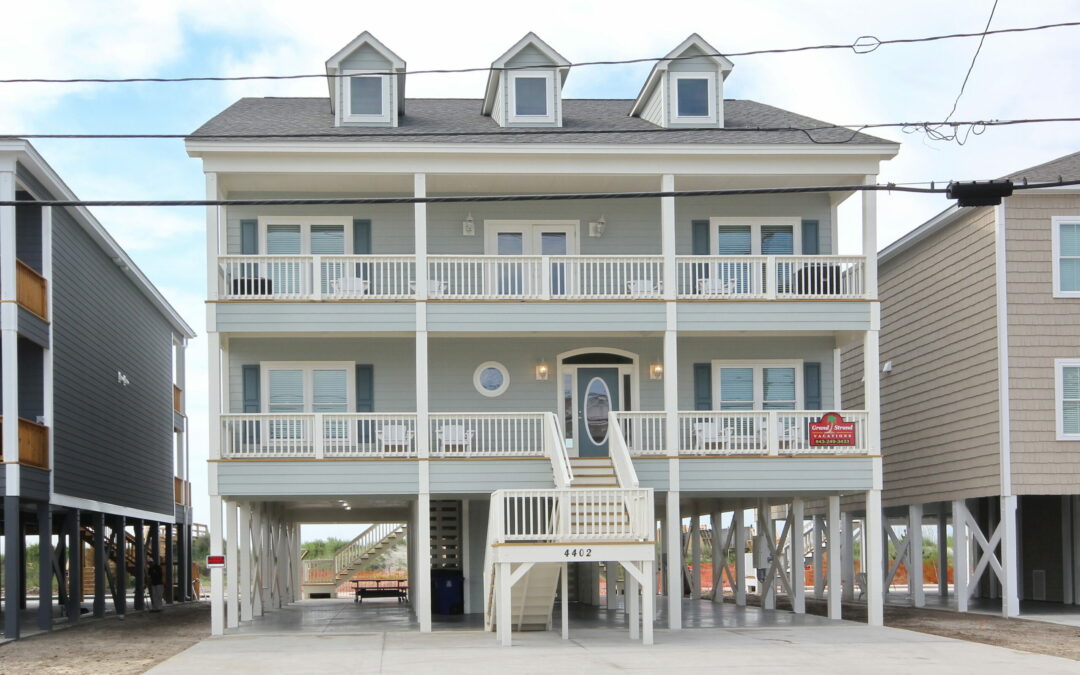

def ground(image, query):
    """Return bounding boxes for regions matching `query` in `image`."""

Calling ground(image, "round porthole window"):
[474,361,510,397]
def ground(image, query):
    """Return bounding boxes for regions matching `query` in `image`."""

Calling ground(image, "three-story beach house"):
[189,32,898,642]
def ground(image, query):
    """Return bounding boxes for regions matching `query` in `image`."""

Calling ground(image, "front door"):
[576,367,620,457]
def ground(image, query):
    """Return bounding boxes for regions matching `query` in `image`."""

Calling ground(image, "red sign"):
[206,555,226,568]
[809,412,857,447]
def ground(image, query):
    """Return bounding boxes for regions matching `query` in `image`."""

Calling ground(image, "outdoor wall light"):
[650,362,664,380]
[882,361,893,374]
[588,215,606,237]
[462,212,475,236]
[535,360,550,381]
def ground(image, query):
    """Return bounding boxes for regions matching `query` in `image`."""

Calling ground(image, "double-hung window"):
[670,72,717,124]
[258,217,352,296]
[711,217,801,293]
[508,71,556,124]
[714,361,802,411]
[1056,359,1080,440]
[263,363,354,442]
[343,72,391,124]
[1053,217,1080,297]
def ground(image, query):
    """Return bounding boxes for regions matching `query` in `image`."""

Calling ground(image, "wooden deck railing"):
[173,385,183,413]
[174,477,191,506]
[15,260,48,319]
[0,416,50,470]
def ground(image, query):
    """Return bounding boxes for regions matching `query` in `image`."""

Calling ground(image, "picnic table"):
[350,578,409,604]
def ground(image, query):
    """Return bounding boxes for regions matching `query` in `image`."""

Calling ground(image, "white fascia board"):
[9,140,196,338]
[50,492,177,523]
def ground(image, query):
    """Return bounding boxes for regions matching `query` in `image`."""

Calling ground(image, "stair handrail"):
[333,522,404,578]
[544,412,574,488]
[607,411,640,489]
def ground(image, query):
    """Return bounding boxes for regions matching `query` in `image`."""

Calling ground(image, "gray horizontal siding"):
[678,302,872,332]
[215,302,417,333]
[429,460,554,492]
[20,466,50,501]
[427,302,666,332]
[632,459,670,490]
[17,308,49,348]
[679,458,874,492]
[224,201,414,255]
[217,461,419,496]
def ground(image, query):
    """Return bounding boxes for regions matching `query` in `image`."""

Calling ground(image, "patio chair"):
[626,279,662,297]
[693,422,731,452]
[409,279,448,297]
[436,424,475,454]
[696,277,737,296]
[376,424,414,453]
[329,274,369,297]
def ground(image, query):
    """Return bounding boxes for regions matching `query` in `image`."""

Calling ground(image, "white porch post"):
[627,562,640,640]
[690,513,701,601]
[414,173,432,633]
[561,562,569,640]
[813,515,825,600]
[842,511,855,601]
[758,500,775,610]
[953,500,969,612]
[665,492,681,628]
[605,563,617,609]
[734,507,746,606]
[642,559,655,645]
[710,509,723,604]
[239,501,252,621]
[209,495,225,635]
[909,503,925,608]
[1,166,19,480]
[497,562,511,647]
[938,507,949,598]
[1001,495,1020,617]
[226,500,239,628]
[792,498,805,613]
[661,173,681,630]
[827,496,842,619]
[865,490,884,626]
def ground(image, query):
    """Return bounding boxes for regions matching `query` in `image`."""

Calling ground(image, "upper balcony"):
[216,254,867,302]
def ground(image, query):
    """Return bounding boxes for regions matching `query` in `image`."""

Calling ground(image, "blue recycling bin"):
[431,569,464,615]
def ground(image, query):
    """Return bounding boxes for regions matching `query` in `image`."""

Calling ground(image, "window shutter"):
[804,362,822,410]
[240,219,258,255]
[353,219,372,255]
[693,364,712,411]
[242,365,260,413]
[801,220,820,255]
[691,220,710,255]
[356,365,374,412]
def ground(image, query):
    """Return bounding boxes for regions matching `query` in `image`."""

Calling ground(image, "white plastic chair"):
[436,424,475,454]
[376,424,414,453]
[626,279,662,297]
[693,422,731,451]
[697,277,737,296]
[409,280,448,297]
[330,274,369,296]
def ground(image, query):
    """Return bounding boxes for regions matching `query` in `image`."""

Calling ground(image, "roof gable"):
[483,32,570,115]
[630,34,733,117]
[325,32,406,112]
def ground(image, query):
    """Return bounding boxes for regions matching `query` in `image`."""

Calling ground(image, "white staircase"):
[331,522,407,586]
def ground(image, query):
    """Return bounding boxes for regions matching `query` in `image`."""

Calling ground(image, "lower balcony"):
[0,416,50,470]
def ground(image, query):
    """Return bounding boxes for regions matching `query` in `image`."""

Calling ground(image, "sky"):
[2,0,1078,541]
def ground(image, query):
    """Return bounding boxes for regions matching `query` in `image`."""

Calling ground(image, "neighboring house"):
[0,140,197,639]
[188,32,898,643]
[848,150,1080,616]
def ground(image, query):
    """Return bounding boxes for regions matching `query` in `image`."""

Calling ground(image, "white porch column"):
[561,563,570,640]
[665,493,681,628]
[862,175,878,297]
[792,498,805,613]
[1001,495,1020,617]
[710,509,723,604]
[953,499,969,612]
[627,562,640,640]
[226,500,239,628]
[209,495,225,635]
[205,172,220,300]
[813,515,825,600]
[758,500,775,610]
[734,507,746,606]
[827,496,842,619]
[660,174,676,301]
[842,511,855,601]
[642,559,655,646]
[605,563,617,609]
[865,490,883,626]
[1,167,19,478]
[661,188,681,628]
[690,513,701,601]
[497,562,511,647]
[909,503,925,608]
[239,501,252,621]
[415,173,432,633]
[938,506,949,598]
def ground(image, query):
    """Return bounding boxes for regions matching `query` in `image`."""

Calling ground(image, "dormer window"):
[483,34,569,128]
[343,72,391,123]
[325,32,406,127]
[508,71,555,123]
[671,73,717,124]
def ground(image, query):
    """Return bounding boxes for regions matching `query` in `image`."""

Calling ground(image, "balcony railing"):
[220,413,420,458]
[429,412,548,457]
[217,254,867,301]
[0,416,50,470]
[16,260,48,319]
[675,256,867,299]
[614,410,871,456]
[489,488,654,543]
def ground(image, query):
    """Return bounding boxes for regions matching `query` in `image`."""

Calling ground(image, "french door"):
[484,222,578,296]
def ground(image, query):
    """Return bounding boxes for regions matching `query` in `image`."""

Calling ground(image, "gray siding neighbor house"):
[0,140,197,639]
[845,150,1080,617]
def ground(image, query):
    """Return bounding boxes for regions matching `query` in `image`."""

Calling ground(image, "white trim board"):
[50,493,177,523]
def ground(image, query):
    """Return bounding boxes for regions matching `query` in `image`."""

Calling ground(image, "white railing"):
[334,522,405,579]
[675,255,867,300]
[220,413,418,459]
[218,255,416,300]
[607,411,640,488]
[429,413,547,457]
[426,255,664,300]
[676,410,870,456]
[301,558,335,584]
[615,412,667,456]
[489,488,654,543]
[544,412,574,488]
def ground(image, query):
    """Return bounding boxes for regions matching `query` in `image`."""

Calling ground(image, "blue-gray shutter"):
[355,365,374,412]
[240,219,258,254]
[804,362,822,410]
[693,364,712,411]
[242,365,260,413]
[353,219,372,255]
[801,219,820,255]
[691,220,710,255]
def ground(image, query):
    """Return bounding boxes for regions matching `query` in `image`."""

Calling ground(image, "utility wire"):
[3,178,1076,208]
[1,20,1077,85]
[945,0,999,123]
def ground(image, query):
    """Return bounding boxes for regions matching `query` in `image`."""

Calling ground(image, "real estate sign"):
[809,412,856,447]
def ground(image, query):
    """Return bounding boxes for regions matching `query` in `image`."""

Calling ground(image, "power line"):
[944,0,999,122]
[1,20,1077,85]
[6,116,1080,145]
[4,178,1076,208]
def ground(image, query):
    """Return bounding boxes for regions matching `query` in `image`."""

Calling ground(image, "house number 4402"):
[563,548,592,558]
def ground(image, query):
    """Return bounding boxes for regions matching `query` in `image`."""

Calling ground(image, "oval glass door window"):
[584,377,611,445]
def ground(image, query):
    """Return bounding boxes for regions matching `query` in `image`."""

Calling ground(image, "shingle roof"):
[188,97,895,146]
[1005,150,1080,182]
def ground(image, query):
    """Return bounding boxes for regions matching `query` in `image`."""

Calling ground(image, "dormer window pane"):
[677,78,709,117]
[515,77,548,116]
[350,76,383,115]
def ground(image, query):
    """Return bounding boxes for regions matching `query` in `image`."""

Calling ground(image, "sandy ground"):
[0,602,209,675]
